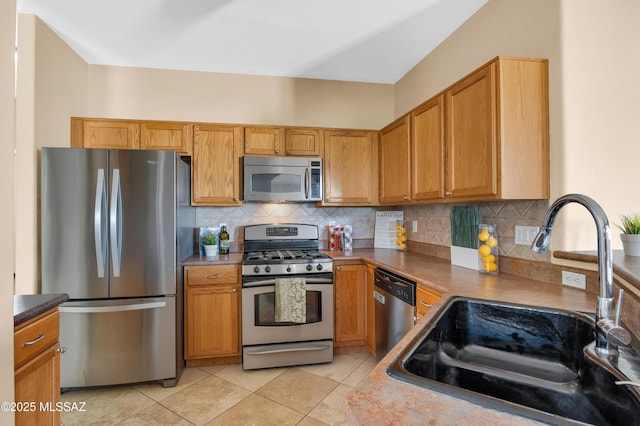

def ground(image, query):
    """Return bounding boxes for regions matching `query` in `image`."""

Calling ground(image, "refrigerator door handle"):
[110,169,123,277]
[94,169,107,278]
[59,300,167,313]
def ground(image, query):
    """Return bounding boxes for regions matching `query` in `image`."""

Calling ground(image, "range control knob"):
[265,266,272,273]
[253,266,260,274]
[286,266,292,273]
[316,264,323,271]
[306,264,313,272]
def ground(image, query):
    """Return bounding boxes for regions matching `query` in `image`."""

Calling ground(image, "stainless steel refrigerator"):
[40,148,195,389]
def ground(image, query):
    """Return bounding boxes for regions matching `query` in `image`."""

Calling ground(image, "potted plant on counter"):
[202,233,218,257]
[617,213,640,256]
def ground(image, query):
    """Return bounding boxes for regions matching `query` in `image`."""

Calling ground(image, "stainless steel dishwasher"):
[374,268,416,361]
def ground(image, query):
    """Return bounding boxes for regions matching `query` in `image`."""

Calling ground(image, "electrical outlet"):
[515,225,540,245]
[562,271,586,290]
[412,220,418,233]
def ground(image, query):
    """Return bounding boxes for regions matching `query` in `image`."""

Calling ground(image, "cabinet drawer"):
[14,310,59,368]
[186,265,239,285]
[416,286,441,316]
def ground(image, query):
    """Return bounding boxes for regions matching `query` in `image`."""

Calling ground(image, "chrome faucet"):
[531,194,631,355]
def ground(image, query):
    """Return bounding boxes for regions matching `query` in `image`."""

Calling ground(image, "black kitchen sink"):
[388,297,640,425]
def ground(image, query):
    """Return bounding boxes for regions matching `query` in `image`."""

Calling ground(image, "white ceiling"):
[16,0,487,84]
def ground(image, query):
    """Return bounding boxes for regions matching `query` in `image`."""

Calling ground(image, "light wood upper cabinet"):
[379,115,411,204]
[411,95,445,201]
[444,57,549,201]
[445,62,497,199]
[244,126,322,156]
[285,128,322,156]
[71,118,140,149]
[71,118,192,155]
[140,121,192,156]
[322,130,378,206]
[192,124,243,206]
[184,265,241,359]
[244,126,284,155]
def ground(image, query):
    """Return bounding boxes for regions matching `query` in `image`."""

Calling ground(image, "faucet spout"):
[531,194,629,355]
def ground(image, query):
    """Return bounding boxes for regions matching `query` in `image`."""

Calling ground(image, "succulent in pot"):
[203,233,217,246]
[202,233,218,257]
[616,213,640,256]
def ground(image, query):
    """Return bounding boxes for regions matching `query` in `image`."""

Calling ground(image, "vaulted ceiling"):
[17,0,487,84]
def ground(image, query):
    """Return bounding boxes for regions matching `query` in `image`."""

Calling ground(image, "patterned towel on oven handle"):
[275,277,306,323]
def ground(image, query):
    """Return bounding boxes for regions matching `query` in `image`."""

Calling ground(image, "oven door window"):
[254,291,321,326]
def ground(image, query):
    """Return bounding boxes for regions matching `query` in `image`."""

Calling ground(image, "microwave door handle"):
[305,168,310,199]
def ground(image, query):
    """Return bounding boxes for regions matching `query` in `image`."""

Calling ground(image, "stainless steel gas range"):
[241,223,334,370]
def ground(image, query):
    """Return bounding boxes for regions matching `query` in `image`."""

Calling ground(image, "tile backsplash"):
[195,199,551,262]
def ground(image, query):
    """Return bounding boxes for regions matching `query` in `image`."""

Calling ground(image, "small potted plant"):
[202,233,218,257]
[617,213,640,256]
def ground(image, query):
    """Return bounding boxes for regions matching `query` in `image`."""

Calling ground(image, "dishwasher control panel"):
[374,268,416,305]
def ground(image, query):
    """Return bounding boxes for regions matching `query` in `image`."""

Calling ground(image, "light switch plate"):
[515,225,540,245]
[412,220,418,233]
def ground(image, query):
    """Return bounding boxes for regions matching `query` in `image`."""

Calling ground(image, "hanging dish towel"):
[275,277,306,323]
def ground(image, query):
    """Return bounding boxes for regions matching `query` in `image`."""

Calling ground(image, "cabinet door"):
[445,62,498,199]
[285,128,322,156]
[15,344,60,426]
[379,115,411,204]
[192,124,243,205]
[140,121,192,156]
[323,130,378,205]
[185,284,240,358]
[411,95,445,201]
[334,263,366,345]
[365,264,376,357]
[244,127,284,155]
[71,118,139,149]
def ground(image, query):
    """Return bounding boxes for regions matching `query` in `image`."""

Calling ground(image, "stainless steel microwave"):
[243,156,323,202]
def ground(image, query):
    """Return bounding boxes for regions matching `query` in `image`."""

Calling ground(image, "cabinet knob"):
[275,149,280,154]
[232,288,237,293]
[336,266,341,271]
[233,197,239,202]
[403,196,409,200]
[57,346,67,354]
[445,191,453,197]
[287,150,291,155]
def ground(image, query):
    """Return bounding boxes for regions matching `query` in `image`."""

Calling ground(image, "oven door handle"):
[243,277,333,287]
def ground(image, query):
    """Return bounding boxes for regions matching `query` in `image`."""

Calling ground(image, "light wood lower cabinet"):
[334,261,367,349]
[14,309,61,426]
[415,285,442,320]
[184,265,241,361]
[364,264,376,357]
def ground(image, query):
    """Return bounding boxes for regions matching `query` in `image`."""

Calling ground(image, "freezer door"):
[41,148,110,299]
[109,150,176,297]
[58,297,176,388]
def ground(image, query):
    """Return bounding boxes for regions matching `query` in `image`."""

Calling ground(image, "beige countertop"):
[183,248,601,425]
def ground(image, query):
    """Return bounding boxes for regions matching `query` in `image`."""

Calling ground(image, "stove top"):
[242,223,333,277]
[243,249,330,263]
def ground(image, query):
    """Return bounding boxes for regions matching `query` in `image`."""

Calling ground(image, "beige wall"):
[1,0,16,422]
[396,0,640,253]
[88,66,394,129]
[14,15,89,295]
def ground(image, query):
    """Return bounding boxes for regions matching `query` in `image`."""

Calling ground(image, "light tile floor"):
[60,352,376,425]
